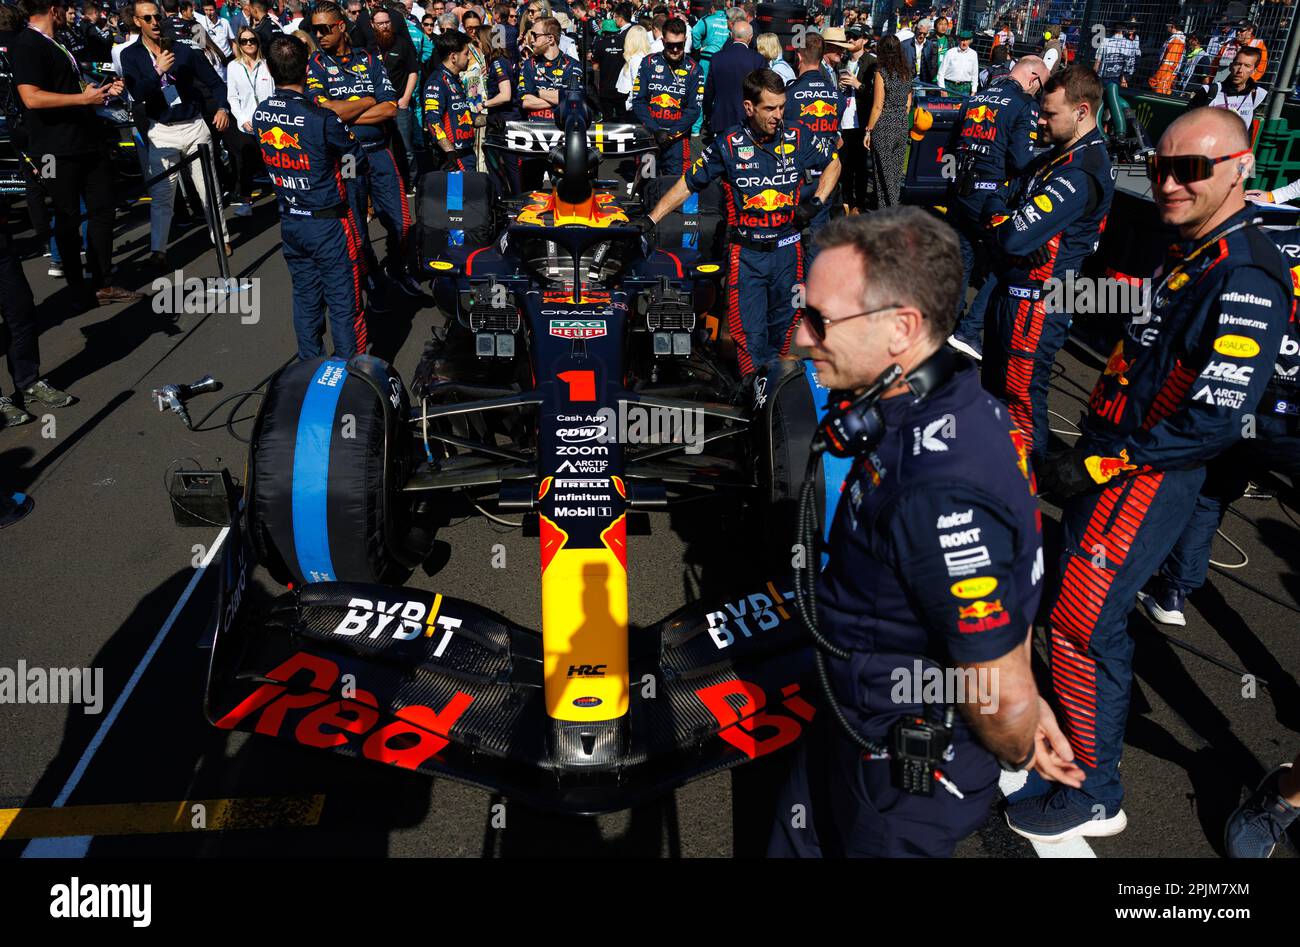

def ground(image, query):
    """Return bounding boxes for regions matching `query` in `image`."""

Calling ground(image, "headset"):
[793,345,966,787]
[811,345,964,458]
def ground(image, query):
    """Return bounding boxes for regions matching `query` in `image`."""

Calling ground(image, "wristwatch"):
[999,744,1035,773]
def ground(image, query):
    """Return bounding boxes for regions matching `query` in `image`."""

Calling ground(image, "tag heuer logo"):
[549,319,607,339]
[738,145,755,160]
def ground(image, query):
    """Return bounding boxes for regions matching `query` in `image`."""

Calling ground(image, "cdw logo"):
[215,651,474,770]
[695,679,815,760]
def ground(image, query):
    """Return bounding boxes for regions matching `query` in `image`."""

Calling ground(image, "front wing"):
[207,512,815,813]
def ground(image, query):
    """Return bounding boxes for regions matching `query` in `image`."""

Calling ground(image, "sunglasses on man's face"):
[801,302,902,340]
[138,12,160,21]
[1146,149,1251,185]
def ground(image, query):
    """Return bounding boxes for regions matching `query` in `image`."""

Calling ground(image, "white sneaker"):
[947,334,983,361]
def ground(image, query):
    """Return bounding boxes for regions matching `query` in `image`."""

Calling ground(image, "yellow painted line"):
[0,795,325,841]
[424,593,444,637]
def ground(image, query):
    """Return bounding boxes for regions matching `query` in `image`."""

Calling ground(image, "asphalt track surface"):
[0,188,1297,859]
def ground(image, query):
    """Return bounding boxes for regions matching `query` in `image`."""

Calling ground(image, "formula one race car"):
[198,78,849,813]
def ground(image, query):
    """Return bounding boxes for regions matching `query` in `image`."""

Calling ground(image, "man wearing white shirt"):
[198,0,234,57]
[938,29,977,93]
[1248,178,1300,206]
[281,0,303,33]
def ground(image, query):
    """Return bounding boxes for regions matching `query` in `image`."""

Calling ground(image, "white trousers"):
[146,117,229,252]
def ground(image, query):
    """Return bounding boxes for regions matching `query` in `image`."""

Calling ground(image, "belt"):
[734,231,800,252]
[285,202,350,219]
[1006,281,1043,300]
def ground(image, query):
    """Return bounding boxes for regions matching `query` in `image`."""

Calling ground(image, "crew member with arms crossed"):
[255,35,370,359]
[981,66,1115,466]
[1006,108,1293,843]
[517,15,582,189]
[307,0,420,295]
[643,69,839,377]
[769,208,1082,857]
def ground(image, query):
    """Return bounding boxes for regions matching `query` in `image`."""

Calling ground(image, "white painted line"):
[22,528,230,859]
[998,770,1098,859]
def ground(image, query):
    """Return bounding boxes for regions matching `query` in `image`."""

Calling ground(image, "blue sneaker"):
[1005,787,1128,844]
[1137,579,1186,626]
[1225,764,1298,858]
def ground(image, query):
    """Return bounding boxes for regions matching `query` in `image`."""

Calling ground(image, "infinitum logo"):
[50,878,151,927]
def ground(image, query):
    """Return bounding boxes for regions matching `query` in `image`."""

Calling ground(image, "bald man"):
[947,55,1052,360]
[1004,106,1294,845]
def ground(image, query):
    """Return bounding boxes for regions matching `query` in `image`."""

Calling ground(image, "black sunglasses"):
[137,12,160,20]
[802,302,903,340]
[663,40,684,50]
[1146,149,1251,185]
[239,35,258,43]
[311,20,338,33]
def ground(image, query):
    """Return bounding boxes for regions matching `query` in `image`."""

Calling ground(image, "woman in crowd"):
[226,25,275,216]
[757,31,794,85]
[617,24,650,117]
[865,34,912,209]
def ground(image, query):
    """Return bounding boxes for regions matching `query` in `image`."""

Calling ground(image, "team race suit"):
[307,48,409,272]
[1157,220,1300,597]
[982,128,1115,462]
[1041,206,1292,814]
[769,362,1044,857]
[783,65,840,261]
[517,50,584,189]
[254,88,370,360]
[685,122,833,375]
[423,63,477,172]
[630,51,702,177]
[946,77,1040,337]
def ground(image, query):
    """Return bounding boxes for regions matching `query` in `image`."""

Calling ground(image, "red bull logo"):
[1103,341,1132,386]
[1291,264,1299,297]
[799,100,837,118]
[957,599,1004,620]
[741,189,795,212]
[259,126,301,150]
[1084,449,1137,485]
[957,598,1010,632]
[967,105,999,124]
[1008,428,1030,481]
[457,112,474,126]
[649,93,681,109]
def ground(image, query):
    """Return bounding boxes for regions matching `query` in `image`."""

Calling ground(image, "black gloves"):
[1034,448,1094,500]
[653,129,672,148]
[794,196,823,231]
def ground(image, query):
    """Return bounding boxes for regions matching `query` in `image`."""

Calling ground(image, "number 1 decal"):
[558,369,596,402]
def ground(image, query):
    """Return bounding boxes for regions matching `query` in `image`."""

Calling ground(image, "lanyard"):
[1030,134,1107,190]
[30,25,82,83]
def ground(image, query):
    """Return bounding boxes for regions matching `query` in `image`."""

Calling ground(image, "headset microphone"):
[811,363,902,457]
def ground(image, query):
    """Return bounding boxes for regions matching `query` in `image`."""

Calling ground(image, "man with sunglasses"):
[944,55,1050,362]
[630,17,699,177]
[517,15,580,187]
[254,35,370,359]
[979,66,1113,465]
[644,69,839,376]
[308,0,421,295]
[1004,107,1293,845]
[768,209,1080,857]
[122,0,234,265]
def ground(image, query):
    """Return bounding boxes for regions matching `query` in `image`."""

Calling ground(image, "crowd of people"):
[0,0,1297,863]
